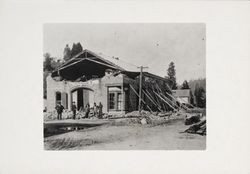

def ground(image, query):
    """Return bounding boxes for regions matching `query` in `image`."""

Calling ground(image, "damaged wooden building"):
[46,49,172,114]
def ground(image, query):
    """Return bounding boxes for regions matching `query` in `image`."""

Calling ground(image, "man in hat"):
[55,102,64,120]
[71,101,77,119]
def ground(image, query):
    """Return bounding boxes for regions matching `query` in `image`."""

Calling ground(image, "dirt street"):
[44,120,206,150]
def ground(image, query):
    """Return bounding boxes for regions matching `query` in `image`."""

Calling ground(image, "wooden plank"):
[142,89,161,111]
[165,92,190,111]
[153,91,177,111]
[129,84,153,112]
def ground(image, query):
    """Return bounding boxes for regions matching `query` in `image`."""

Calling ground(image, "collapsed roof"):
[52,49,169,83]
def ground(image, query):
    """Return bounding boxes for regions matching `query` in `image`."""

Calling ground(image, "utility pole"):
[138,66,148,113]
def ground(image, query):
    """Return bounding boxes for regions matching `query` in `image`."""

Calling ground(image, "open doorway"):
[71,88,94,110]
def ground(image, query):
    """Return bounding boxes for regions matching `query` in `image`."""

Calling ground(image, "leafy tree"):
[181,80,190,89]
[43,53,62,99]
[63,44,71,61]
[167,62,177,89]
[70,42,83,58]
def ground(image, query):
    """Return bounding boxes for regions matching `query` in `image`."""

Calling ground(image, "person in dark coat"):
[71,102,77,119]
[98,102,103,119]
[55,103,64,120]
[84,103,90,119]
[93,102,97,117]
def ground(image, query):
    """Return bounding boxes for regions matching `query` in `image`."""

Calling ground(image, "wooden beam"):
[142,89,162,111]
[154,84,180,109]
[58,58,86,71]
[85,58,119,70]
[165,91,190,111]
[129,84,153,112]
[153,91,177,111]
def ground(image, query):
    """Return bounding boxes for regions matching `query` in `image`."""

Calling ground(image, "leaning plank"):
[154,84,179,110]
[153,91,177,111]
[165,92,190,111]
[142,89,162,111]
[129,84,153,112]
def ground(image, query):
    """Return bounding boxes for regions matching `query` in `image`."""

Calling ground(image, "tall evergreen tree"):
[70,42,83,58]
[43,53,53,71]
[181,80,190,89]
[190,91,195,106]
[167,62,177,89]
[63,44,71,61]
[194,85,206,108]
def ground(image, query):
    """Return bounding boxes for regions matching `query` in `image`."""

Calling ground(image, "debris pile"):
[44,110,73,121]
[183,114,206,136]
[184,114,201,125]
[108,110,187,126]
[184,118,206,135]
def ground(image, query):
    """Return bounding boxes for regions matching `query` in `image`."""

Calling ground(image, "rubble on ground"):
[44,110,73,121]
[184,114,201,125]
[184,118,206,136]
[44,109,193,127]
[183,110,206,136]
[108,110,187,126]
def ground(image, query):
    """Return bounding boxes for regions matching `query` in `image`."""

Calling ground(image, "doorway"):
[71,88,94,110]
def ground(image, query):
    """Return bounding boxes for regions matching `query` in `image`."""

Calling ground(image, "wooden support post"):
[137,66,148,113]
[153,91,177,111]
[143,90,158,107]
[165,91,190,111]
[129,84,153,112]
[144,88,163,112]
[154,84,177,110]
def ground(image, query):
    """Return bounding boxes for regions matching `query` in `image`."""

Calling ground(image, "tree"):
[190,90,195,106]
[63,44,71,61]
[167,62,177,89]
[181,80,190,89]
[70,42,83,58]
[194,85,206,108]
[43,53,62,99]
[43,53,53,71]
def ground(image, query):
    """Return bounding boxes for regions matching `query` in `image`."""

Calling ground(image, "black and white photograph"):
[43,23,206,150]
[1,1,250,174]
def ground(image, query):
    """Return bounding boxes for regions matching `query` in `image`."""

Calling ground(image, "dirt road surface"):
[44,120,206,150]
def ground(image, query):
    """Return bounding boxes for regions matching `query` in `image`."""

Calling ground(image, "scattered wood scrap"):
[184,119,206,136]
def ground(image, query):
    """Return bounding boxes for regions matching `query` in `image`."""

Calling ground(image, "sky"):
[43,23,205,84]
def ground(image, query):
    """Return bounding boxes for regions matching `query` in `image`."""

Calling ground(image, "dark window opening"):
[55,92,61,104]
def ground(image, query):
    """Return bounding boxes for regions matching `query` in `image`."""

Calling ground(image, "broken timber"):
[129,84,153,112]
[153,91,177,111]
[142,89,162,111]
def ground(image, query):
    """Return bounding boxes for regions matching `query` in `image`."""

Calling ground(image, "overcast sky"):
[44,23,205,84]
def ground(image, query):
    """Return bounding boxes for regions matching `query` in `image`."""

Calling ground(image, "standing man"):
[55,103,64,120]
[72,101,77,119]
[93,102,97,117]
[98,102,103,119]
[84,103,90,119]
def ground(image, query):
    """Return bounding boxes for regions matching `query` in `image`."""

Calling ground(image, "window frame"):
[108,86,122,112]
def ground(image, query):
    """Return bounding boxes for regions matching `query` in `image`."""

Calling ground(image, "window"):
[55,92,61,104]
[109,93,115,110]
[117,93,122,110]
[108,86,123,111]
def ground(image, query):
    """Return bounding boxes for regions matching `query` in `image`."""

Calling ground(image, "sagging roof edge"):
[56,49,125,72]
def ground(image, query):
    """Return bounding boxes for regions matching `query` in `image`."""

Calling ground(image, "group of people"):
[55,102,103,120]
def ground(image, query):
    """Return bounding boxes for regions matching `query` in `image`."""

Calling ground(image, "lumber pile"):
[184,114,201,125]
[184,117,206,136]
